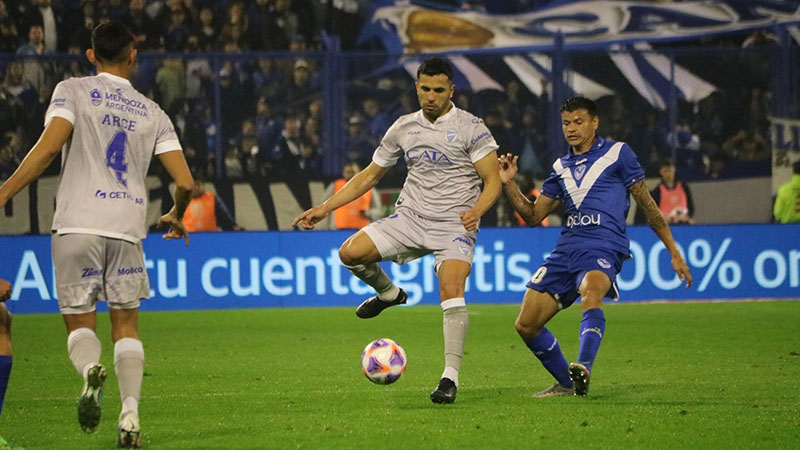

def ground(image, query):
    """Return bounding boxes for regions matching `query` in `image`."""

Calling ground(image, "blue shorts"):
[525,247,626,309]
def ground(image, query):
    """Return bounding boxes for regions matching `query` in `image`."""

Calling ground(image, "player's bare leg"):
[516,289,574,397]
[110,308,143,448]
[570,270,612,396]
[64,312,106,433]
[341,231,406,318]
[430,260,470,404]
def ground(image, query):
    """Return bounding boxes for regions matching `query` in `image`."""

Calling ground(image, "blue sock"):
[0,355,11,416]
[577,308,606,372]
[523,328,572,388]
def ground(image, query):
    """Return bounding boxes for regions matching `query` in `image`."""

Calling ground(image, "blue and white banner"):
[1,225,798,314]
[369,1,800,52]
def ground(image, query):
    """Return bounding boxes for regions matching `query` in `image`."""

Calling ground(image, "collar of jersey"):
[416,102,457,128]
[567,136,605,161]
[97,71,133,86]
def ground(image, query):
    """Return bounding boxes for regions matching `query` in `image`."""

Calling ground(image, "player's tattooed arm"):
[629,180,693,288]
[629,180,668,231]
[498,153,559,226]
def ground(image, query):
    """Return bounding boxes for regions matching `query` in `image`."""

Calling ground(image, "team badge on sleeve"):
[90,89,102,106]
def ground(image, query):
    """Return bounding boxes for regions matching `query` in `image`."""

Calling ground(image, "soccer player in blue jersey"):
[499,96,692,397]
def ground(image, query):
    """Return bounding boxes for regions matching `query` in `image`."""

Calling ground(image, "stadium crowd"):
[0,0,778,187]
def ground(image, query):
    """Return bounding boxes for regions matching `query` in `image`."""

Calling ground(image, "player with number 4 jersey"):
[499,96,692,398]
[0,21,193,448]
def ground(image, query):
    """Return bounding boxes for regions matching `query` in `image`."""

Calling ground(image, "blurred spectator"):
[183,174,244,231]
[218,1,249,50]
[193,6,217,50]
[320,0,359,50]
[16,24,46,55]
[360,96,391,141]
[124,0,160,50]
[667,119,705,175]
[707,152,729,180]
[602,95,632,142]
[649,158,694,225]
[513,105,547,177]
[26,0,62,52]
[773,160,800,224]
[155,58,185,112]
[484,109,512,159]
[630,109,664,175]
[265,0,298,50]
[185,38,212,98]
[344,113,376,167]
[251,57,284,101]
[253,96,282,161]
[283,58,318,108]
[270,109,318,176]
[224,144,245,179]
[331,160,382,230]
[0,18,20,52]
[162,5,191,51]
[218,62,251,142]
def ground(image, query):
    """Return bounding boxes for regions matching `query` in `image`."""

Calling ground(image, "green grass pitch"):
[1,300,798,449]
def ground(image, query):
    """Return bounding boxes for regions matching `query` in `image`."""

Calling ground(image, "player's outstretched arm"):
[156,150,194,246]
[461,151,502,231]
[498,153,559,227]
[0,117,73,207]
[292,162,390,230]
[629,180,693,288]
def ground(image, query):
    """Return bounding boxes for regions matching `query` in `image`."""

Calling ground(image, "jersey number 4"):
[105,131,128,188]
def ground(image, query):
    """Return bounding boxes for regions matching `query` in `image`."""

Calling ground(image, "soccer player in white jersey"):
[0,22,193,447]
[499,96,692,397]
[293,57,502,404]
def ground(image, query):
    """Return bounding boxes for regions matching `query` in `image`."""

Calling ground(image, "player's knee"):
[338,244,360,266]
[514,317,541,338]
[439,282,463,300]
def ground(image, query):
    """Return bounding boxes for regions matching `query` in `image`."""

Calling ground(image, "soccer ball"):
[361,338,407,384]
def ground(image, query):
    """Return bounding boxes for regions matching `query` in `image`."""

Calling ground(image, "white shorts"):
[362,208,478,269]
[51,233,150,314]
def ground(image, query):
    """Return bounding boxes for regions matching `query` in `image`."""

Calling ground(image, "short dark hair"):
[659,158,675,168]
[560,96,597,117]
[793,160,800,174]
[416,57,454,81]
[91,21,134,63]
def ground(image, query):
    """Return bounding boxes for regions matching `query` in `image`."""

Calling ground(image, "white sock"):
[441,298,468,387]
[67,328,101,379]
[344,263,399,301]
[114,338,144,421]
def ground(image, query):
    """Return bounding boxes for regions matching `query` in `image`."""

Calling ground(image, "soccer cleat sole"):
[117,427,141,448]
[568,363,591,396]
[78,364,107,434]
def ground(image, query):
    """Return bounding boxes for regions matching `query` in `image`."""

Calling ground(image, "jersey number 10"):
[105,131,128,188]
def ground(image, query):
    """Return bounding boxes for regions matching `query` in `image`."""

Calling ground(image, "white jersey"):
[372,104,498,221]
[45,72,181,242]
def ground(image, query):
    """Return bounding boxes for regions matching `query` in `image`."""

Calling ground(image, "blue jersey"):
[540,137,645,255]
